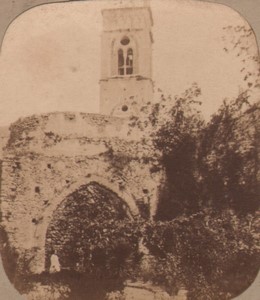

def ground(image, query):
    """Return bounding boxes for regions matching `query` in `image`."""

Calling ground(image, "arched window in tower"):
[126,48,133,75]
[118,49,124,75]
[116,36,136,76]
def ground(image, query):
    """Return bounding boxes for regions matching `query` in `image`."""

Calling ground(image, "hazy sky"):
[0,0,259,126]
[0,0,259,46]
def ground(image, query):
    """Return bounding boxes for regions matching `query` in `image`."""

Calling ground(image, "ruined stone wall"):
[0,127,9,160]
[0,112,164,273]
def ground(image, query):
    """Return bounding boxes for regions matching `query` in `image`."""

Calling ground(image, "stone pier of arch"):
[0,112,164,274]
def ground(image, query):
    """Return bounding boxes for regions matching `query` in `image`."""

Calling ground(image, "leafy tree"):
[221,25,260,92]
[128,83,205,220]
[198,94,259,214]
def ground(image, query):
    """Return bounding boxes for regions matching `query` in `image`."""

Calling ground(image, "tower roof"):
[102,6,153,31]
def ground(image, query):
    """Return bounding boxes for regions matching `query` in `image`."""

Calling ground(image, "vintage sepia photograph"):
[0,0,259,299]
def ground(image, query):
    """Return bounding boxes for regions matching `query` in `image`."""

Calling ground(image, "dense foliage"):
[14,209,259,299]
[143,209,259,299]
[126,84,260,299]
[198,95,259,214]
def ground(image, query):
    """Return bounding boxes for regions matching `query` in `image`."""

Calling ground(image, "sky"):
[0,0,259,126]
[0,1,259,46]
[205,0,260,46]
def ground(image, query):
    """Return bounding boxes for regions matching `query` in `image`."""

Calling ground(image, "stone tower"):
[100,4,153,117]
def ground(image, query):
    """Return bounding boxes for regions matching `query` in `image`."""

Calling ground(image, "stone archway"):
[45,181,137,274]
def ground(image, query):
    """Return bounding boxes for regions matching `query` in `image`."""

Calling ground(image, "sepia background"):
[0,0,259,299]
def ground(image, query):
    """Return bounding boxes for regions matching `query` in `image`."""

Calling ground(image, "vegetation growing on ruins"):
[0,85,259,300]
[153,94,259,299]
[124,84,259,299]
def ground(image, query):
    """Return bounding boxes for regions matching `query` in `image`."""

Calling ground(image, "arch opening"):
[112,35,137,76]
[45,182,139,276]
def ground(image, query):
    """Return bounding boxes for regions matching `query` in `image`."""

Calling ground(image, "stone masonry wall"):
[0,112,164,274]
[0,126,9,159]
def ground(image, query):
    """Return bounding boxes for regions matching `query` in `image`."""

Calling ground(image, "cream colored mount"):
[100,6,154,117]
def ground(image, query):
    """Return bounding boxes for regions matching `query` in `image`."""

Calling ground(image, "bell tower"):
[100,4,153,117]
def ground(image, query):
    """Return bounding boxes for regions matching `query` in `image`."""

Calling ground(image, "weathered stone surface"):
[0,112,164,274]
[0,126,9,160]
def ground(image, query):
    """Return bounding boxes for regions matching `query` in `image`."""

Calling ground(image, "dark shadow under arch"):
[45,181,138,274]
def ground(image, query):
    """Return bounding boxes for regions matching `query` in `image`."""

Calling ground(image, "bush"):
[142,210,259,299]
[198,97,259,214]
